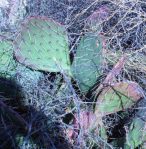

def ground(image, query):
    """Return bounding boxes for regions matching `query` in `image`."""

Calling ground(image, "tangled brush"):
[0,0,146,149]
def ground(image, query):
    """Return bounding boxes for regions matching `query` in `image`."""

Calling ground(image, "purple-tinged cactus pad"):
[95,81,143,116]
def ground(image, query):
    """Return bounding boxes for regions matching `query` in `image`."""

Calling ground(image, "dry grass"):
[0,0,146,148]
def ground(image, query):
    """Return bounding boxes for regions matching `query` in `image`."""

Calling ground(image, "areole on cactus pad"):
[14,16,71,74]
[95,81,143,116]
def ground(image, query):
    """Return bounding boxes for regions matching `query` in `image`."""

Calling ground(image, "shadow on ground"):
[0,77,71,149]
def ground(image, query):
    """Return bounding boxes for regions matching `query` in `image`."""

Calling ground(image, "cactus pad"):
[85,7,109,32]
[72,33,102,92]
[0,39,16,77]
[14,17,70,74]
[126,100,146,148]
[95,82,143,116]
[126,118,146,148]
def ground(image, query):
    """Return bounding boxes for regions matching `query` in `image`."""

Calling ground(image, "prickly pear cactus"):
[95,82,143,116]
[125,99,146,148]
[0,39,16,77]
[66,111,107,142]
[85,6,109,32]
[72,33,102,92]
[14,17,70,74]
[125,118,146,148]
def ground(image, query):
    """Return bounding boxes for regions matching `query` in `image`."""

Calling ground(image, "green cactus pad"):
[0,39,16,77]
[14,17,70,74]
[126,118,146,148]
[126,100,146,148]
[71,33,102,92]
[95,82,143,116]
